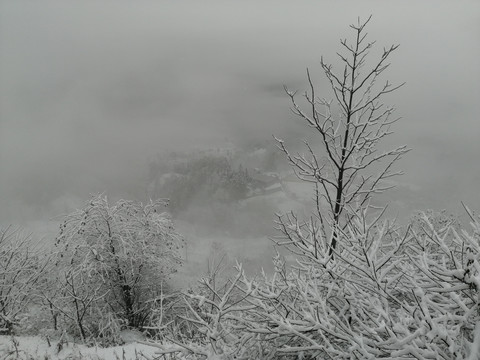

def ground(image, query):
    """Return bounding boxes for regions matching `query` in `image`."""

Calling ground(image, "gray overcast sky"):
[1,0,479,222]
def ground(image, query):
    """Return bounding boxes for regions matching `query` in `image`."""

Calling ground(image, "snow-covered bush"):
[0,226,48,335]
[149,264,262,359]
[259,208,479,358]
[150,208,479,359]
[46,195,184,343]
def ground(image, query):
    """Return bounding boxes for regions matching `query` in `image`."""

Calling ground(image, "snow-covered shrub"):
[46,195,184,343]
[251,208,479,358]
[0,226,48,335]
[153,208,479,359]
[150,265,264,359]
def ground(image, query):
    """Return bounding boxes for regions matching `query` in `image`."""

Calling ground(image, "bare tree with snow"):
[277,15,409,255]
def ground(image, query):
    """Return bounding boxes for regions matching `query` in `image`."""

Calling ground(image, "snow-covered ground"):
[0,335,161,360]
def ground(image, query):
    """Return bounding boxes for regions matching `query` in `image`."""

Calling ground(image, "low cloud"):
[1,0,479,222]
